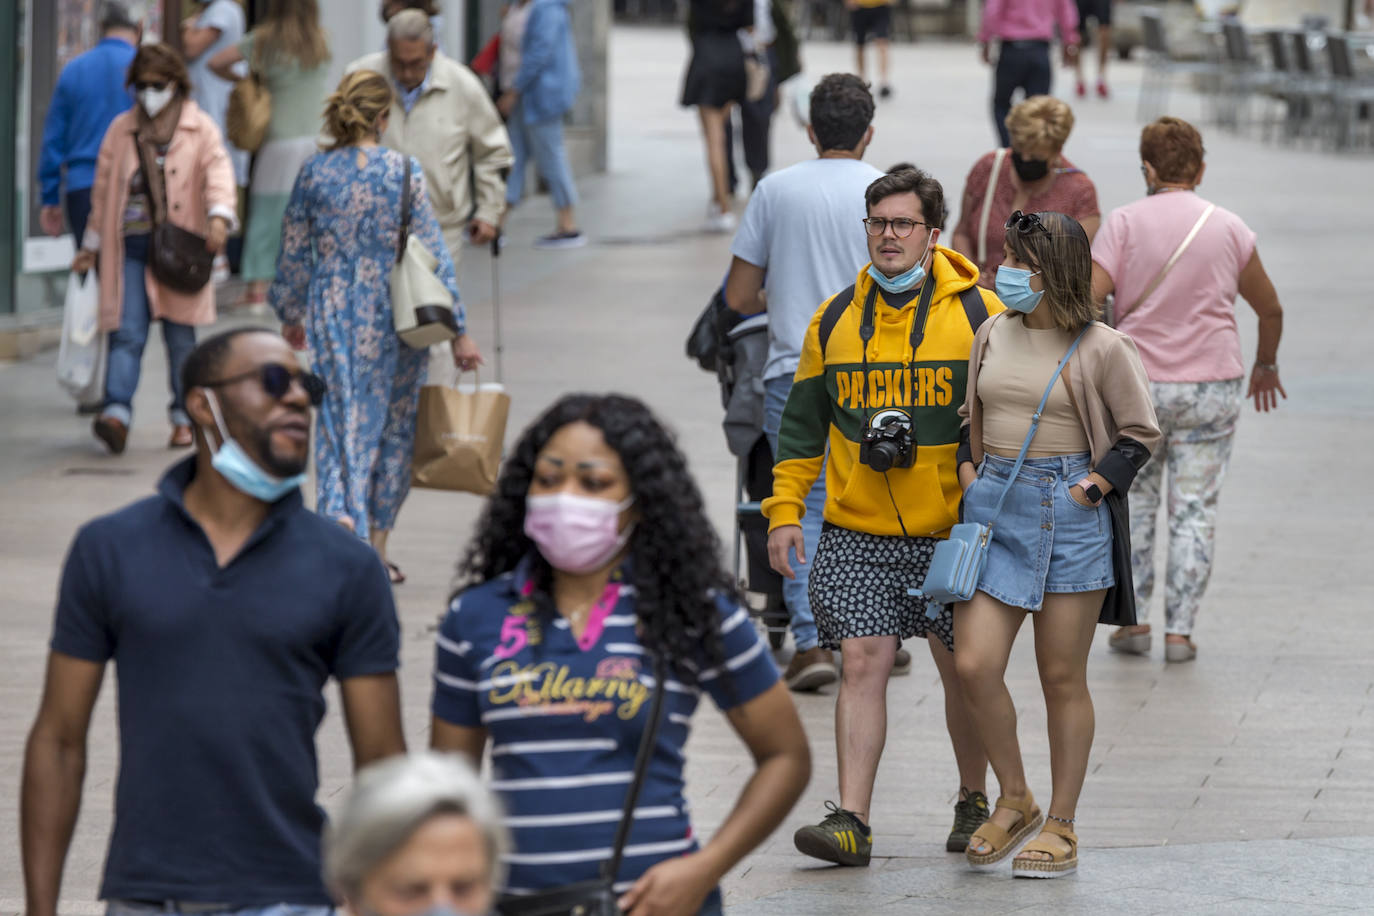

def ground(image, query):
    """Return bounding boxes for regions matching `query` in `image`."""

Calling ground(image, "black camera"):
[859,412,915,472]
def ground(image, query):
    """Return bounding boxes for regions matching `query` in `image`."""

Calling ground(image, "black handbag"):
[496,656,668,916]
[135,137,214,294]
[685,286,742,373]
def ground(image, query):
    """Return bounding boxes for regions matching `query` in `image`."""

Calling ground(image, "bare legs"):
[835,634,897,822]
[696,104,733,215]
[556,205,577,235]
[1074,25,1112,95]
[926,633,988,794]
[854,40,891,92]
[954,589,1104,858]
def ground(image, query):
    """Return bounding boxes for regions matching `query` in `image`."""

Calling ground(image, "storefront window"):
[6,1,166,317]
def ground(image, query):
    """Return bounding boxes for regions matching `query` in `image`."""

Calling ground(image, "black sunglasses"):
[1005,210,1051,236]
[203,364,327,406]
[134,80,170,92]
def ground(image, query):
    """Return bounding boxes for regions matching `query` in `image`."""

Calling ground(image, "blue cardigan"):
[512,0,581,124]
[39,37,137,204]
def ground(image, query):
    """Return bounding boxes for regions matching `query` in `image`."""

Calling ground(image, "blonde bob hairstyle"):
[323,70,394,150]
[1004,211,1098,332]
[324,752,508,903]
[1004,95,1075,159]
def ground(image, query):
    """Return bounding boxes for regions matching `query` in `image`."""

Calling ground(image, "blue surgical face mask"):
[867,233,934,295]
[994,265,1044,314]
[202,390,306,503]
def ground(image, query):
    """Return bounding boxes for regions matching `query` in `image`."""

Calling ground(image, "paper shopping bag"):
[411,380,510,495]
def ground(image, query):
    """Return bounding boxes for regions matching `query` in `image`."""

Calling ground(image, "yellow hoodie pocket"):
[834,458,949,539]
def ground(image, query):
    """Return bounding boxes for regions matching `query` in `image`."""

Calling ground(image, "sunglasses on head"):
[1005,210,1051,236]
[202,364,327,406]
[134,80,170,92]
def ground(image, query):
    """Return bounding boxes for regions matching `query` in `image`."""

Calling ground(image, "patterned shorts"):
[808,523,954,652]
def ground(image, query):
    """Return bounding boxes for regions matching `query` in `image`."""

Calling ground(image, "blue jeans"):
[506,101,579,211]
[762,374,824,652]
[103,256,197,428]
[108,903,333,916]
[65,186,93,248]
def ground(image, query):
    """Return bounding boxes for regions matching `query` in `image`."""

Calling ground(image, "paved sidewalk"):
[2,27,1372,915]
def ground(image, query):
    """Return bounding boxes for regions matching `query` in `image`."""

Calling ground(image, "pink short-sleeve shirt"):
[1092,191,1256,382]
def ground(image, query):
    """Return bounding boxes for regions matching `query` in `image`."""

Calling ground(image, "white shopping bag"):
[56,271,107,407]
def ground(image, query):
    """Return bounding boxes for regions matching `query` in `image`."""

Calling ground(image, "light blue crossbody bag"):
[914,324,1090,610]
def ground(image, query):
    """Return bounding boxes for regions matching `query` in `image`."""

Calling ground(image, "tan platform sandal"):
[965,792,1043,869]
[1012,816,1078,879]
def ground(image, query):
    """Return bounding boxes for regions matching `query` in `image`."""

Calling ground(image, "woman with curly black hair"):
[431,393,809,916]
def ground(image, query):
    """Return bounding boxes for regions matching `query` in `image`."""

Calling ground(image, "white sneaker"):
[704,204,736,234]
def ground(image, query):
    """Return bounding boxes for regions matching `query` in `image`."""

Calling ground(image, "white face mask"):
[139,86,175,118]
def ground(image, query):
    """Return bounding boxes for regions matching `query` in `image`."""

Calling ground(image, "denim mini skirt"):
[962,452,1114,611]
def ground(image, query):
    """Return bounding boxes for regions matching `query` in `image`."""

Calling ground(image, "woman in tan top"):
[952,211,1159,879]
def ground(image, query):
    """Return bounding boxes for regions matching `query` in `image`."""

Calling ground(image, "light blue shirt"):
[730,157,885,382]
[398,70,431,114]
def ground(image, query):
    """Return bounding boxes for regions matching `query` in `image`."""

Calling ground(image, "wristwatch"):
[1074,478,1103,505]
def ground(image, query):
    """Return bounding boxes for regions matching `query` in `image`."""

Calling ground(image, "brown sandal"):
[965,792,1043,869]
[1012,818,1078,878]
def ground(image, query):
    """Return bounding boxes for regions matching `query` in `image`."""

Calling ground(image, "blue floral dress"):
[270,147,463,537]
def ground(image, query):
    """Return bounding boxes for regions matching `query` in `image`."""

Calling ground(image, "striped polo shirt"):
[431,557,779,902]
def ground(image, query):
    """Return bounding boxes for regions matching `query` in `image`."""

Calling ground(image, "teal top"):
[238,32,330,143]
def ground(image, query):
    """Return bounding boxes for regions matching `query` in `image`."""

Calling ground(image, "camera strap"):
[859,275,937,540]
[858,275,938,420]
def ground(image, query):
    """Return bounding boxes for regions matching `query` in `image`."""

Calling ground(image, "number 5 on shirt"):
[495,615,528,659]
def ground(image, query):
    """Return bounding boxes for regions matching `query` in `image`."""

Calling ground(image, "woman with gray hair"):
[326,752,507,915]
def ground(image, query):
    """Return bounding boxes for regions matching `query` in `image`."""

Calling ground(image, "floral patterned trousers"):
[1128,379,1244,636]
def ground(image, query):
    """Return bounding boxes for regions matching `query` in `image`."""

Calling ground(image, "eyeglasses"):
[863,217,929,238]
[202,364,327,406]
[133,80,170,92]
[1005,210,1051,236]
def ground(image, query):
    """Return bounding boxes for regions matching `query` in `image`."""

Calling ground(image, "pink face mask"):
[523,493,636,574]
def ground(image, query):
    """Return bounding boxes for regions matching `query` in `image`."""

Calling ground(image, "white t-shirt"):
[187,0,250,185]
[731,157,885,382]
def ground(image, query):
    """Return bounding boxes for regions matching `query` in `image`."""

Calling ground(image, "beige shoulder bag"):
[391,157,460,348]
[976,148,1007,269]
[1107,203,1215,326]
[227,39,271,152]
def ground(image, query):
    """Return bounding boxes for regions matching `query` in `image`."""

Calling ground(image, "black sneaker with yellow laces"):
[947,787,990,852]
[794,801,872,866]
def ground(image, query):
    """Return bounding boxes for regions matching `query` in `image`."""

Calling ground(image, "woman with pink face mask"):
[430,393,810,916]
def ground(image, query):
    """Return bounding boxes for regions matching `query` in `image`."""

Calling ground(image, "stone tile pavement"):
[1,25,1372,915]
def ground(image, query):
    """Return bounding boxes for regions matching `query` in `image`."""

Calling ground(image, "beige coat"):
[86,102,238,331]
[346,51,513,262]
[960,314,1162,492]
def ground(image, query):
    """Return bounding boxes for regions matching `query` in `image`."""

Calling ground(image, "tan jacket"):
[347,51,513,261]
[959,314,1162,493]
[86,102,238,331]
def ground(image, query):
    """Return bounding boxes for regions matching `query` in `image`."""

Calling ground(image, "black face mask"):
[1011,151,1051,182]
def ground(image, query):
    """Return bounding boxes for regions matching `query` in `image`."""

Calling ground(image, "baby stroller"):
[686,288,790,649]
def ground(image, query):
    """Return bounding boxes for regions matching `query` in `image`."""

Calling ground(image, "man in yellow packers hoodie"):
[764,167,1005,866]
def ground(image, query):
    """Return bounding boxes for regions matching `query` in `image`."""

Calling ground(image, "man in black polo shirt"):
[21,328,406,915]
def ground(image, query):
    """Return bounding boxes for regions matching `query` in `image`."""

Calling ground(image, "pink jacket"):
[86,101,238,331]
[978,0,1080,46]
